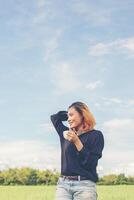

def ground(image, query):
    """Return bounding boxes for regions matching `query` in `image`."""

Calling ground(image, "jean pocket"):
[80,180,96,187]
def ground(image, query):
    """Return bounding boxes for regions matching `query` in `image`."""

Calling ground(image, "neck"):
[75,127,85,135]
[75,124,90,134]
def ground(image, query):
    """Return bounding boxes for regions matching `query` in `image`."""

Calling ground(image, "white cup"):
[63,130,69,140]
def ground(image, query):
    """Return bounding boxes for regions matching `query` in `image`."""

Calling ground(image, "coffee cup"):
[63,130,69,139]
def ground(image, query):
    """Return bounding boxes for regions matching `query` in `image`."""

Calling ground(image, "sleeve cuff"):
[58,111,68,121]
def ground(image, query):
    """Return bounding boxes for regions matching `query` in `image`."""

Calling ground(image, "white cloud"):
[0,136,133,175]
[88,43,111,56]
[100,118,134,175]
[112,163,134,176]
[88,37,134,57]
[32,12,49,25]
[43,30,63,62]
[33,1,55,25]
[97,165,104,176]
[96,148,134,176]
[71,1,111,26]
[4,0,62,62]
[86,80,103,91]
[101,150,134,176]
[102,118,133,150]
[95,97,134,109]
[51,62,81,94]
[36,0,48,8]
[0,140,60,171]
[102,97,123,106]
[94,97,134,119]
[121,38,134,52]
[94,103,101,108]
[128,99,134,106]
[102,118,134,134]
[39,122,55,133]
[109,97,122,104]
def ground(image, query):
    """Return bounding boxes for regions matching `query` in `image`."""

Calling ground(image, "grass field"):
[0,185,133,200]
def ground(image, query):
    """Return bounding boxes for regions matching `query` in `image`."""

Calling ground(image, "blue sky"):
[0,0,134,176]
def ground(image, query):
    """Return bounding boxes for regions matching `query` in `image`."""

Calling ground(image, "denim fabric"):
[55,177,97,200]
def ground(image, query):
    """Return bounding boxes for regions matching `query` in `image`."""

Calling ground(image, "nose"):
[68,118,70,123]
[67,116,71,123]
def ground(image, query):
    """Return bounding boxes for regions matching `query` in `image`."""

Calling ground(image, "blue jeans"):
[55,177,97,200]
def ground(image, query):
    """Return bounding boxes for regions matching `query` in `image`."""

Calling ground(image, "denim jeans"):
[55,177,97,200]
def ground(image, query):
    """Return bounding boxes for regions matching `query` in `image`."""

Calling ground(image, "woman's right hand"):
[58,111,68,121]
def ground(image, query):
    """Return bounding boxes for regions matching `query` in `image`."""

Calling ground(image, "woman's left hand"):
[67,129,79,143]
[67,129,84,151]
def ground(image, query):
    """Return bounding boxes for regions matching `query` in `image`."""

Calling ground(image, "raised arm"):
[50,111,69,137]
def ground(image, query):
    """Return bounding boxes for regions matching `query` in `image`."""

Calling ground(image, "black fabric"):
[50,111,104,183]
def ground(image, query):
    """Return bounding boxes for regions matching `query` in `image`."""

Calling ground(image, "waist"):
[61,175,89,181]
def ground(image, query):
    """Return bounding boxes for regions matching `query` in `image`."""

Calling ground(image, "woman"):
[50,101,104,200]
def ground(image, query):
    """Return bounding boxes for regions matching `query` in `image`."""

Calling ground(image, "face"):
[67,107,83,130]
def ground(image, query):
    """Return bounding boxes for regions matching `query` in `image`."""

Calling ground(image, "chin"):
[70,125,76,129]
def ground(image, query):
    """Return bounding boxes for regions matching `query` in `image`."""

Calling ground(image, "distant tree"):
[98,174,118,185]
[116,173,127,184]
[0,168,133,185]
[127,176,134,185]
[0,171,4,185]
[2,168,18,185]
[16,167,31,185]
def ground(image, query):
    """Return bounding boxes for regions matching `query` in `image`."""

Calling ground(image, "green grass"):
[0,186,55,200]
[97,185,134,200]
[0,185,133,200]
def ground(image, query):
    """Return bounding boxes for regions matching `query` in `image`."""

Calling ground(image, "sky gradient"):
[0,0,134,176]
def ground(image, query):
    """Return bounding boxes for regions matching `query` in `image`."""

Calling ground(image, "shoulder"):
[86,130,104,150]
[88,129,103,136]
[94,129,103,137]
[87,129,104,142]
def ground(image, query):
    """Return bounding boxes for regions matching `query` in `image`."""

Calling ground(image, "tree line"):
[0,168,133,185]
[98,173,134,185]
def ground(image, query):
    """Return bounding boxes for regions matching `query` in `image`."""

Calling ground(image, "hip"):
[57,176,96,187]
[56,177,97,199]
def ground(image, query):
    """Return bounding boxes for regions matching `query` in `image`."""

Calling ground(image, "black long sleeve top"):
[50,111,104,183]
